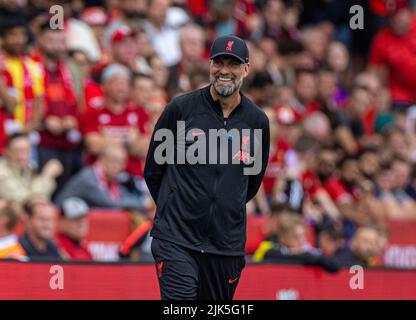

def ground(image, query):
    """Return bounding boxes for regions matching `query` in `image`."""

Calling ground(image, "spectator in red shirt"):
[109,25,141,73]
[80,63,148,177]
[36,22,82,194]
[369,0,416,109]
[56,197,93,261]
[129,73,153,136]
[0,61,17,155]
[69,49,105,111]
[293,69,320,119]
[324,156,386,233]
[291,135,340,221]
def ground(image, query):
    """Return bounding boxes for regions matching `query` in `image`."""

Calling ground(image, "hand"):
[127,127,140,144]
[246,13,262,33]
[42,159,64,178]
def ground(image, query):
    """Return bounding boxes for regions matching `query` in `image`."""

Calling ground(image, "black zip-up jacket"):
[144,85,270,256]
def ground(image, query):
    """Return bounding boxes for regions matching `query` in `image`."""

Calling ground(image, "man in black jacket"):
[144,35,270,300]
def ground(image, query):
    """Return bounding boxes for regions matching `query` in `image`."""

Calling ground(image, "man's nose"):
[218,64,233,73]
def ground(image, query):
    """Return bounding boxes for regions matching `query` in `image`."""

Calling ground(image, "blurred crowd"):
[0,0,415,268]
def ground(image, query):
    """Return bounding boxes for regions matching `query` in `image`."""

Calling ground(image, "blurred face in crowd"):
[210,56,249,98]
[340,159,361,184]
[317,149,338,181]
[351,227,380,263]
[391,159,411,189]
[283,6,299,30]
[150,56,169,88]
[210,0,235,21]
[349,88,372,118]
[5,136,31,169]
[375,168,394,192]
[295,72,318,104]
[112,36,138,66]
[257,38,276,64]
[71,50,92,80]
[318,230,345,256]
[131,76,155,107]
[326,42,349,73]
[148,92,168,124]
[355,72,381,107]
[263,0,284,28]
[60,215,89,242]
[318,71,337,101]
[388,130,408,159]
[148,0,170,26]
[180,26,205,62]
[280,223,307,254]
[246,43,266,76]
[90,24,106,47]
[359,151,380,179]
[121,0,147,19]
[39,29,67,60]
[303,27,328,62]
[103,73,130,104]
[2,26,27,56]
[376,87,392,113]
[389,8,412,35]
[26,203,57,242]
[303,112,331,144]
[136,31,154,58]
[100,145,127,180]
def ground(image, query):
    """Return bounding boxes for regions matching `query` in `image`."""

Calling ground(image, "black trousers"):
[151,237,246,300]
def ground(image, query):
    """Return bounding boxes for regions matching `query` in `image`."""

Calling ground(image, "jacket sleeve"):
[246,114,270,203]
[144,99,178,203]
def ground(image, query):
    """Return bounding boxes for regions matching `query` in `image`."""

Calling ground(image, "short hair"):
[0,200,21,232]
[357,146,379,159]
[101,63,131,82]
[131,72,153,86]
[6,133,29,148]
[179,23,205,44]
[294,134,320,154]
[337,155,358,169]
[23,196,49,218]
[248,71,274,90]
[278,213,305,236]
[99,142,127,160]
[390,155,410,167]
[0,15,26,38]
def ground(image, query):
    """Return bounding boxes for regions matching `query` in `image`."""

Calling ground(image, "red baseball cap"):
[370,0,410,16]
[111,25,136,44]
[81,6,108,26]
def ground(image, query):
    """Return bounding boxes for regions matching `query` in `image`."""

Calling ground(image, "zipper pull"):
[224,119,227,126]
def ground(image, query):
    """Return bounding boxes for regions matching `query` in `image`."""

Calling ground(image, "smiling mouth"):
[216,76,234,83]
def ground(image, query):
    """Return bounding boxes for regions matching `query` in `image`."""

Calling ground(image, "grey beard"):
[211,76,243,97]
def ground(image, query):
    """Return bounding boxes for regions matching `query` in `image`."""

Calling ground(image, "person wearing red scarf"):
[0,16,44,145]
[35,22,81,194]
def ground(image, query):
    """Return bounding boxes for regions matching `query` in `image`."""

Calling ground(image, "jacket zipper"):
[202,97,241,251]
